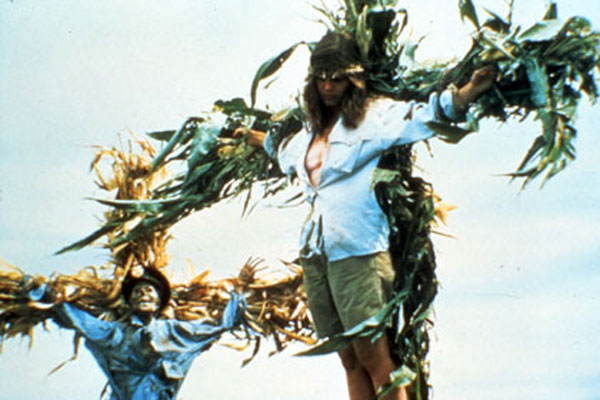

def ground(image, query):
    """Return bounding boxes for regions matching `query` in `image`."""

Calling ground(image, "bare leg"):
[351,333,408,400]
[338,345,375,400]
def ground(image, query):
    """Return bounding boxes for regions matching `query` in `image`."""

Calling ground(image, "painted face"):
[129,281,161,315]
[315,74,350,107]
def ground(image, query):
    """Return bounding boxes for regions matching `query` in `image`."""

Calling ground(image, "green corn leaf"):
[376,366,416,399]
[371,168,401,186]
[482,8,511,33]
[213,98,272,121]
[410,303,434,325]
[519,19,563,42]
[151,117,203,172]
[476,33,517,60]
[295,335,354,356]
[92,198,176,214]
[214,97,248,114]
[187,124,222,169]
[524,57,550,108]
[426,121,473,144]
[366,9,397,51]
[515,135,546,173]
[543,2,558,20]
[356,6,373,58]
[297,293,401,356]
[147,129,177,142]
[563,16,591,34]
[396,9,408,36]
[400,39,423,68]
[345,0,359,23]
[181,161,218,189]
[151,126,186,172]
[250,42,306,107]
[55,218,128,254]
[459,0,480,31]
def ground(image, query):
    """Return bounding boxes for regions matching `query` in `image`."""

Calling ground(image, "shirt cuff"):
[438,86,462,121]
[263,130,278,159]
[23,275,48,301]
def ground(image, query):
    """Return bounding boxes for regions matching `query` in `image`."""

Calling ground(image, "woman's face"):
[316,75,350,107]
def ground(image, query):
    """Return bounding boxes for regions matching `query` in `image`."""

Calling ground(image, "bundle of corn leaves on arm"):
[60,0,599,253]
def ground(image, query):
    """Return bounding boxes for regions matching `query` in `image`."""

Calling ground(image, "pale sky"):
[1,1,599,399]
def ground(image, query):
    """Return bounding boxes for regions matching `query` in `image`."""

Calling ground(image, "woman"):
[241,32,494,400]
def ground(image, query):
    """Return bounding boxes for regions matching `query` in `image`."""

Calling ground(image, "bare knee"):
[353,336,395,373]
[353,344,379,372]
[338,345,362,372]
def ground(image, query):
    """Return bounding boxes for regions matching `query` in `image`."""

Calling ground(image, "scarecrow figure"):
[0,133,313,399]
[24,267,244,400]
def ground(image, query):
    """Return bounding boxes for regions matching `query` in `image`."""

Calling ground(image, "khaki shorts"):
[301,251,395,338]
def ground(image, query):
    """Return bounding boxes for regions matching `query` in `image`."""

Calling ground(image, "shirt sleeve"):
[151,314,235,380]
[264,129,307,176]
[372,89,460,147]
[159,292,243,350]
[54,303,122,344]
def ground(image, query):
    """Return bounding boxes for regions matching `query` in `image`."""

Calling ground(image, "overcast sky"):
[1,1,599,399]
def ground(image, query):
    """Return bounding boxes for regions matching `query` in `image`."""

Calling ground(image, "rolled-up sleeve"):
[436,88,462,121]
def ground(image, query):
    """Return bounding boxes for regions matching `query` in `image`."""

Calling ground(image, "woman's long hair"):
[303,32,371,134]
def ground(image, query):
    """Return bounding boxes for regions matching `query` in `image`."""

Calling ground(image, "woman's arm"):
[373,68,496,148]
[233,127,266,147]
[233,126,302,176]
[453,68,497,112]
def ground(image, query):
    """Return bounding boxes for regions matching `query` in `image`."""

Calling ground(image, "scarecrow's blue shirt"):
[54,294,242,400]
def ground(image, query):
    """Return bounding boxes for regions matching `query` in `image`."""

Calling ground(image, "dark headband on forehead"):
[309,31,366,88]
[308,64,366,89]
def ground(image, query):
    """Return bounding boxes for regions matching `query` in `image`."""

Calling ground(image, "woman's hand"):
[454,67,497,111]
[233,127,267,147]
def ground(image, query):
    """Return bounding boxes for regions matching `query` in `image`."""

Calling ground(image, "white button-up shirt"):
[264,91,457,262]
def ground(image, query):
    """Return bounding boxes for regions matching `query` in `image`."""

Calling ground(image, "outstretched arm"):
[22,277,121,343]
[453,68,497,112]
[233,126,302,176]
[233,127,266,147]
[149,292,245,359]
[173,291,245,339]
[53,303,122,343]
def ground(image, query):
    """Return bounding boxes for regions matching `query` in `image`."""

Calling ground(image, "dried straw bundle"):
[0,258,314,361]
[172,259,315,364]
[0,137,313,362]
